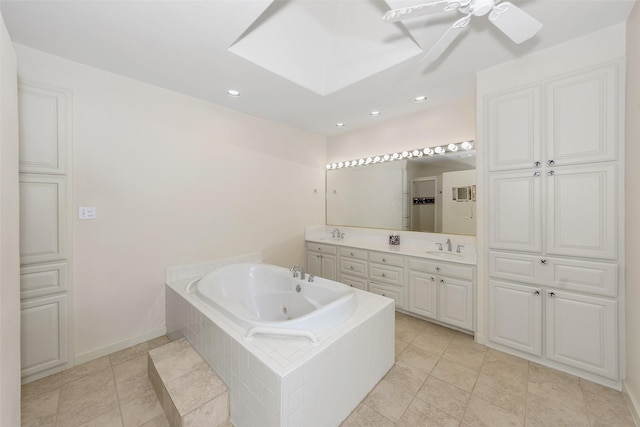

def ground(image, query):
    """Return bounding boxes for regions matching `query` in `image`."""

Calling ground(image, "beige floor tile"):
[138,414,170,427]
[147,338,192,363]
[364,379,415,423]
[120,386,165,427]
[528,364,585,413]
[21,387,59,426]
[582,389,636,427]
[61,356,111,384]
[165,364,227,415]
[395,339,409,357]
[340,403,394,427]
[397,398,460,427]
[22,414,56,427]
[57,368,120,427]
[472,373,526,418]
[416,375,471,420]
[484,348,529,370]
[182,391,229,427]
[383,361,429,395]
[462,395,524,427]
[153,346,205,383]
[412,329,455,356]
[431,358,479,393]
[442,341,487,371]
[22,373,62,400]
[147,335,170,350]
[76,407,123,427]
[579,378,627,405]
[395,318,427,343]
[525,391,590,427]
[421,321,458,339]
[480,357,528,386]
[110,342,151,367]
[450,332,486,352]
[396,344,440,373]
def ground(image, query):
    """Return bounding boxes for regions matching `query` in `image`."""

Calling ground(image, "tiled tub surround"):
[166,260,395,427]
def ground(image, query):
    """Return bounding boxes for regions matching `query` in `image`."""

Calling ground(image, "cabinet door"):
[488,280,542,356]
[341,274,368,291]
[546,163,617,259]
[21,294,69,377]
[320,254,337,281]
[307,251,322,277]
[485,86,542,171]
[545,290,617,380]
[438,276,473,331]
[488,170,542,252]
[408,271,437,319]
[546,64,619,166]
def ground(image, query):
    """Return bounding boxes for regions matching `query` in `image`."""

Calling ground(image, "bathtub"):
[166,255,395,427]
[192,263,357,345]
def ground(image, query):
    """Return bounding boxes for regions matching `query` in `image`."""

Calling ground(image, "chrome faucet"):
[446,238,452,252]
[332,228,341,239]
[290,265,306,280]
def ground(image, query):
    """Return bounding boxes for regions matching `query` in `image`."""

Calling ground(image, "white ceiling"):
[0,0,635,136]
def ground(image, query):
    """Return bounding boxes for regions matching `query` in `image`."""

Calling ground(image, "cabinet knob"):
[440,279,445,283]
[534,290,540,295]
[534,161,541,167]
[382,258,387,262]
[547,160,555,166]
[547,170,555,176]
[533,171,541,177]
[350,252,354,256]
[436,267,440,272]
[350,266,354,270]
[430,276,436,281]
[540,259,547,264]
[381,273,386,277]
[548,292,556,297]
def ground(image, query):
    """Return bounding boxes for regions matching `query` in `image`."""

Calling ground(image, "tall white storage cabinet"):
[480,57,624,387]
[18,81,73,380]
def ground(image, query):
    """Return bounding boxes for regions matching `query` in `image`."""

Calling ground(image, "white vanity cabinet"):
[481,59,624,385]
[488,279,618,380]
[408,258,474,331]
[339,247,368,291]
[368,252,405,308]
[306,243,337,281]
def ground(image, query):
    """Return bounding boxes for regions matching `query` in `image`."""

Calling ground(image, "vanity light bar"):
[325,140,474,170]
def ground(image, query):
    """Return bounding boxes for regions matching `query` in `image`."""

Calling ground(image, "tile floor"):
[21,312,637,427]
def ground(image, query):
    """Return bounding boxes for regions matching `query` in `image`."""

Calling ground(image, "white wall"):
[625,1,640,421]
[14,45,326,361]
[326,95,475,162]
[0,12,20,426]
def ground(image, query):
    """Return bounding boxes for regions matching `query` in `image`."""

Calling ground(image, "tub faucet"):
[446,238,452,252]
[290,265,306,280]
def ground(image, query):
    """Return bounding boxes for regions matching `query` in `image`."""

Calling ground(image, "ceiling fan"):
[382,0,542,62]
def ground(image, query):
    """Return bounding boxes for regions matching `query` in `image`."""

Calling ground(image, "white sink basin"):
[426,251,463,258]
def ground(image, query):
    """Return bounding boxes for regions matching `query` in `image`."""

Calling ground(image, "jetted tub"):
[191,263,357,345]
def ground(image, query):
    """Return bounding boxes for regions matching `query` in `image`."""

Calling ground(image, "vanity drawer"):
[340,258,367,277]
[341,274,368,291]
[489,251,617,297]
[307,243,337,255]
[369,252,404,267]
[369,282,403,307]
[339,247,368,261]
[369,264,403,286]
[408,257,474,280]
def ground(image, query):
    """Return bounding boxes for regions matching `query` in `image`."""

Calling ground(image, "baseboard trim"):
[74,327,167,365]
[623,381,640,427]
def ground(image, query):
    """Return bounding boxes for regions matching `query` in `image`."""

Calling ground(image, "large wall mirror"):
[326,149,476,236]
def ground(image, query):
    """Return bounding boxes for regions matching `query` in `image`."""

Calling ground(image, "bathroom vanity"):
[306,227,477,332]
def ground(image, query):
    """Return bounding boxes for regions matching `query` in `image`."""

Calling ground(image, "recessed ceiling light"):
[414,95,427,102]
[370,111,381,116]
[226,89,240,97]
[336,123,346,127]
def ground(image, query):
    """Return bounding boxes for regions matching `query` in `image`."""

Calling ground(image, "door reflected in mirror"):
[326,150,476,236]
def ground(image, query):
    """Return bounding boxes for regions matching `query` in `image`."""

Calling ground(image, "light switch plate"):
[78,207,97,220]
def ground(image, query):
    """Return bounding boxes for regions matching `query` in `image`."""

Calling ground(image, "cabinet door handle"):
[548,292,556,297]
[547,170,555,176]
[547,160,555,166]
[534,290,540,295]
[533,171,541,177]
[540,259,547,264]
[534,161,541,167]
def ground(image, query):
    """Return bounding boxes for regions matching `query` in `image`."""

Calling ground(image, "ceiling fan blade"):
[488,2,542,44]
[422,14,471,63]
[382,0,459,23]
